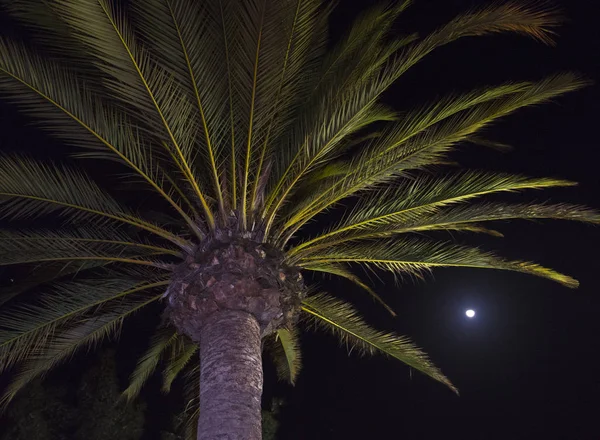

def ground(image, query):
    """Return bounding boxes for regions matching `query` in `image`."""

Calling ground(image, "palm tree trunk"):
[197,309,263,440]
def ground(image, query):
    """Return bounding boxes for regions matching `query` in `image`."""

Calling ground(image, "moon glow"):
[466,309,475,318]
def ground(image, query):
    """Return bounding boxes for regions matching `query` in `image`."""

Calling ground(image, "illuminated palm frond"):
[288,173,599,256]
[0,228,179,268]
[0,261,111,307]
[297,238,579,288]
[301,261,397,316]
[265,328,302,385]
[264,4,571,234]
[279,74,588,236]
[0,276,168,375]
[0,286,165,408]
[326,202,600,243]
[161,334,198,393]
[0,39,203,233]
[122,326,179,402]
[0,155,189,247]
[302,293,457,393]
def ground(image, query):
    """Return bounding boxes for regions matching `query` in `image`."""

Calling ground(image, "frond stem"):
[0,66,202,242]
[96,0,215,231]
[166,0,226,219]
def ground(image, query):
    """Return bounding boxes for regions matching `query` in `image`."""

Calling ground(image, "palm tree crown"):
[0,0,597,437]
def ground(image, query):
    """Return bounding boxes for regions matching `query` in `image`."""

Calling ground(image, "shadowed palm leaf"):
[0,0,597,438]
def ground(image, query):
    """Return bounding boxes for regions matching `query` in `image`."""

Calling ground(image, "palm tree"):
[0,0,597,438]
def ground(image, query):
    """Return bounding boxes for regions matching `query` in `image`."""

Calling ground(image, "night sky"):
[1,0,599,439]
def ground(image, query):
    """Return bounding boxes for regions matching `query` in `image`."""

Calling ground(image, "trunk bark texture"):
[197,309,263,440]
[165,237,306,439]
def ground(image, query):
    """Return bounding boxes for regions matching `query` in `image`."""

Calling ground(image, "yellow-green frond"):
[297,238,578,288]
[122,326,179,402]
[49,0,215,228]
[0,38,202,235]
[288,172,580,255]
[280,73,587,234]
[0,277,169,376]
[302,293,457,394]
[0,261,111,307]
[0,155,189,248]
[131,0,230,215]
[300,261,397,317]
[162,335,198,393]
[265,328,302,385]
[387,2,563,85]
[349,202,600,240]
[0,289,165,408]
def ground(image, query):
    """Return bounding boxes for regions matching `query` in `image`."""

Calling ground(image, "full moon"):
[465,309,475,318]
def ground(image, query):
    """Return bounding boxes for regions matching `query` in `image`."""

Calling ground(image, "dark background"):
[1,0,599,439]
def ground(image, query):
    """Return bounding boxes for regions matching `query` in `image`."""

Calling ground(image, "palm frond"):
[229,0,329,227]
[0,38,202,235]
[387,2,563,84]
[0,155,190,248]
[266,328,302,385]
[281,73,587,236]
[0,227,181,258]
[0,260,110,307]
[162,334,198,393]
[301,293,457,393]
[299,239,579,288]
[310,1,414,102]
[0,231,171,268]
[122,326,179,402]
[263,90,396,237]
[236,0,272,228]
[0,277,169,375]
[131,0,232,215]
[288,172,581,255]
[50,0,215,228]
[263,2,567,233]
[301,261,396,317]
[2,0,96,69]
[249,0,328,213]
[0,290,163,408]
[297,238,579,288]
[335,202,600,243]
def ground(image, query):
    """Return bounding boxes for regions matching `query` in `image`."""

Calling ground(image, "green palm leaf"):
[0,291,164,408]
[288,172,598,255]
[265,328,302,385]
[50,0,215,227]
[0,260,110,307]
[0,38,203,233]
[301,261,397,316]
[297,238,578,288]
[0,277,169,375]
[162,334,198,393]
[131,0,230,215]
[278,74,587,238]
[344,202,600,240]
[310,1,413,99]
[0,228,180,268]
[0,155,190,248]
[122,326,179,402]
[302,293,457,393]
[264,2,569,235]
